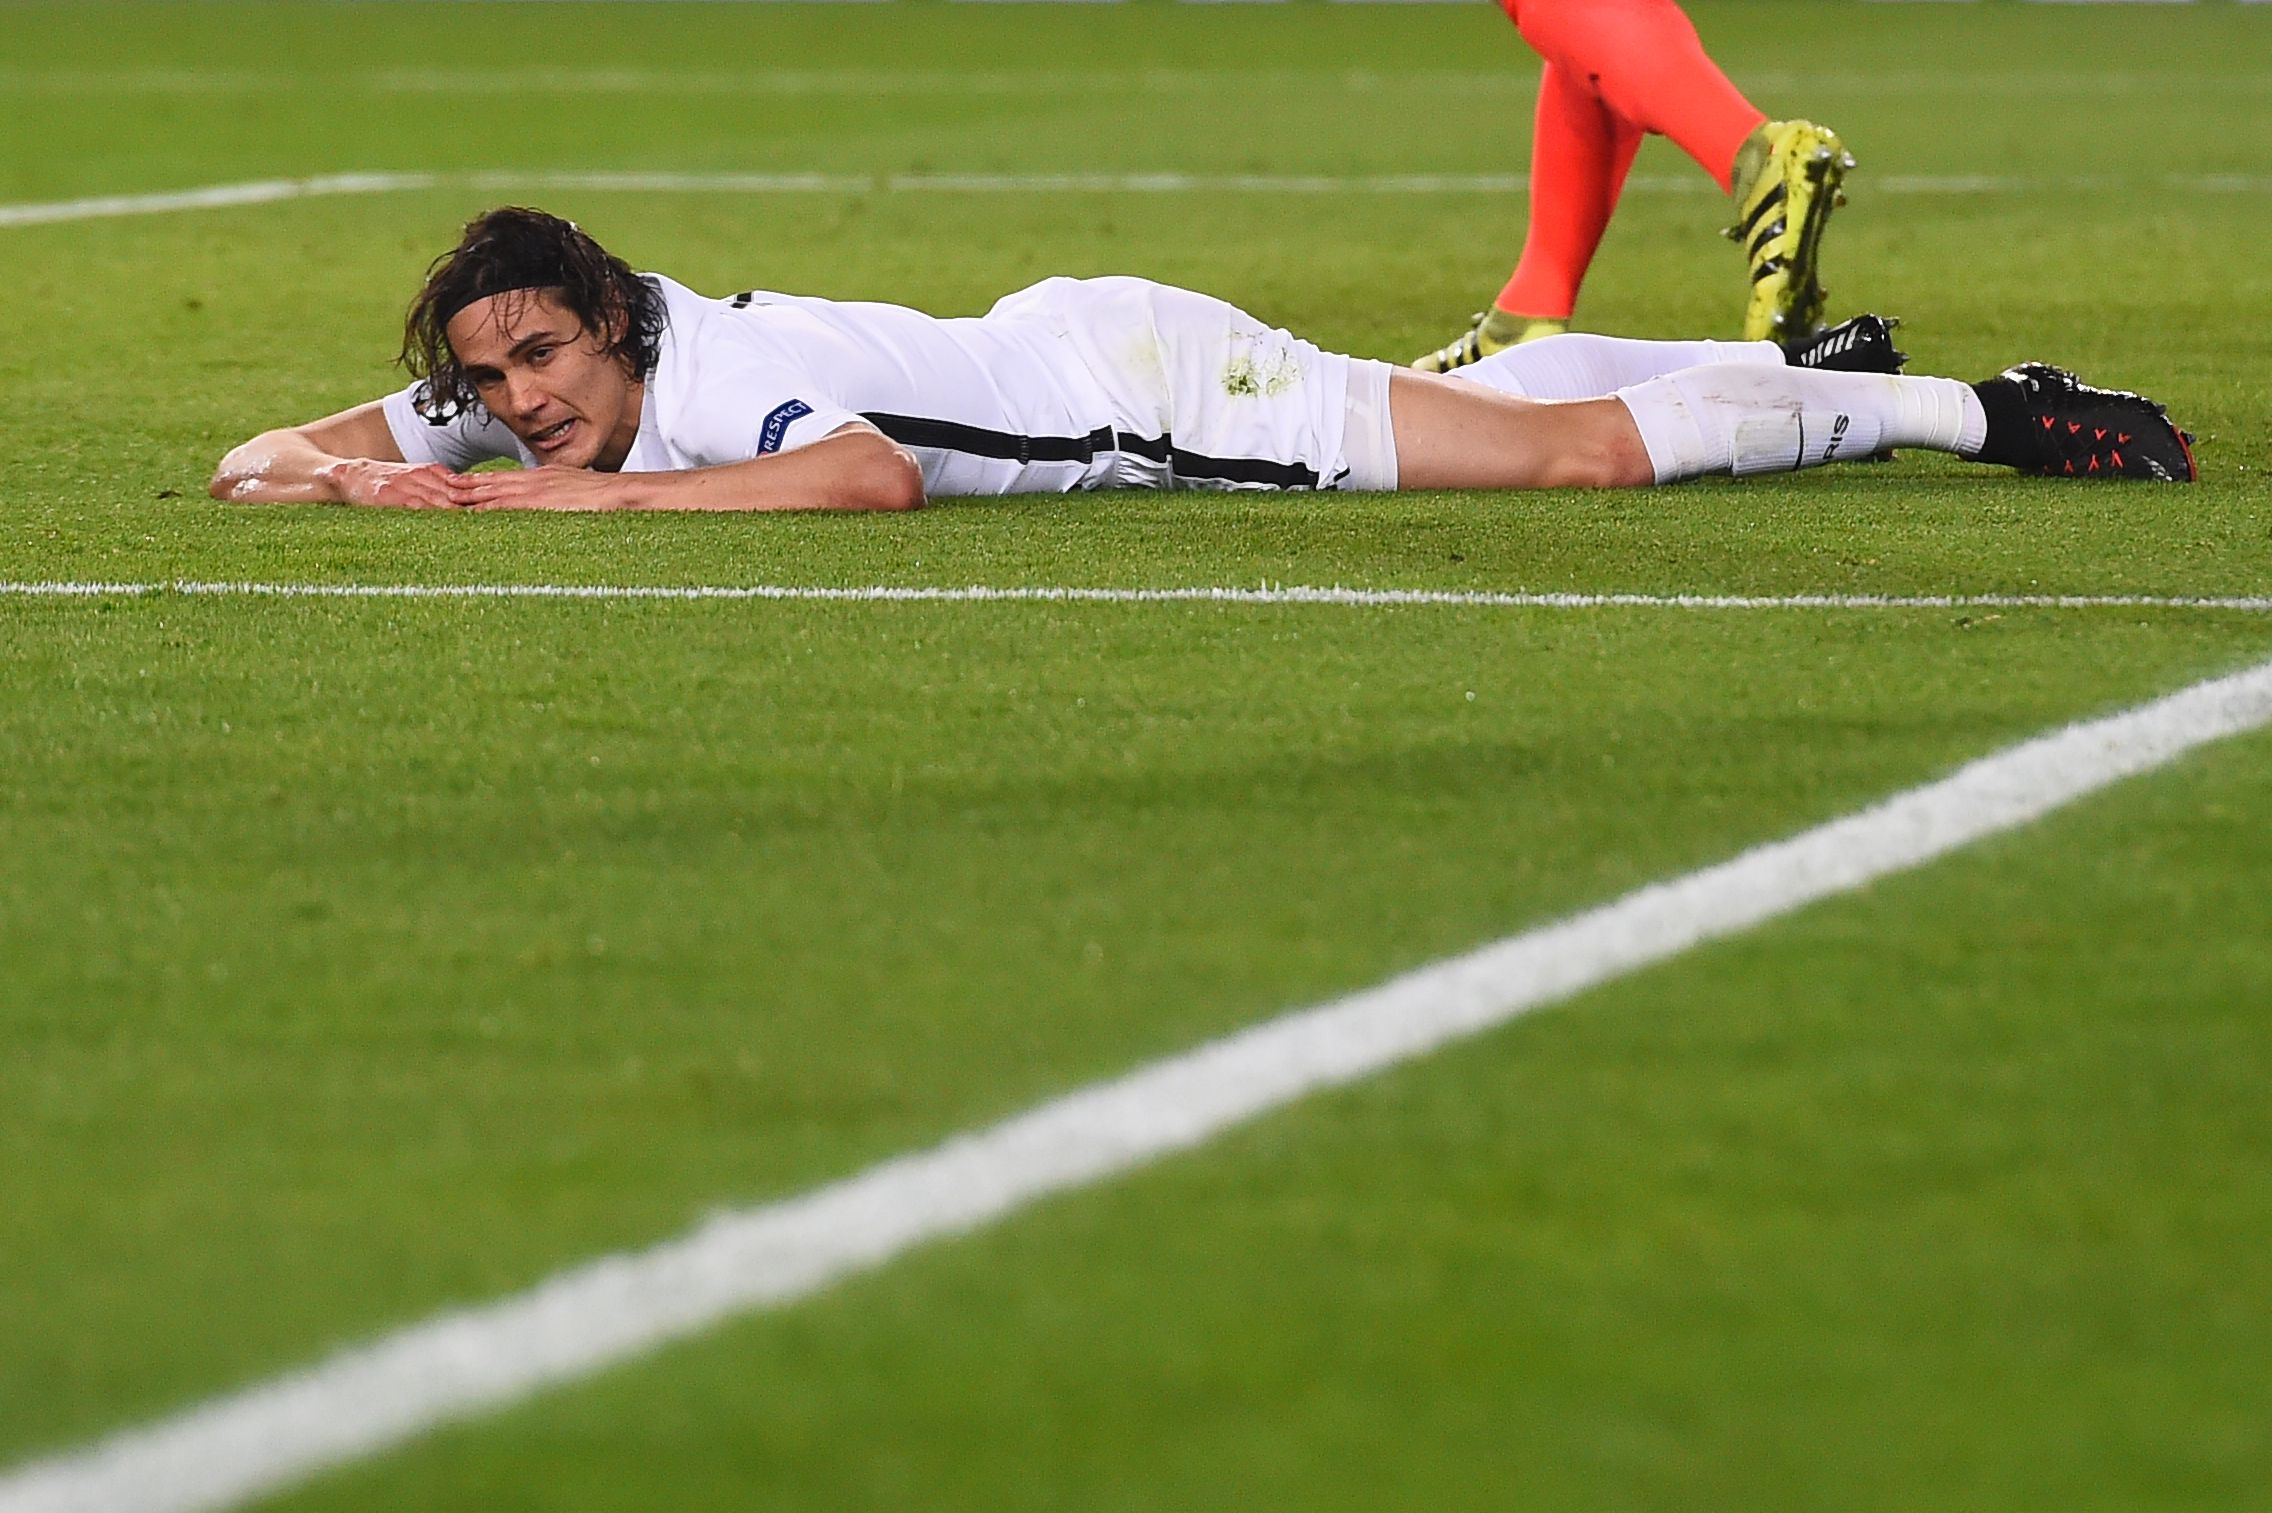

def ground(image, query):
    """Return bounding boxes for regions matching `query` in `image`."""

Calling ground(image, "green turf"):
[3,2,2269,1508]
[281,722,2272,1513]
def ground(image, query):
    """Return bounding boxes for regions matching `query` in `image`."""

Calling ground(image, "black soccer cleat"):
[1971,362,2198,482]
[1785,313,1907,373]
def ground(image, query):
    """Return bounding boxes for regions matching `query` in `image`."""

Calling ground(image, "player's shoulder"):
[639,273,838,458]
[643,272,788,353]
[649,275,842,396]
[643,272,814,323]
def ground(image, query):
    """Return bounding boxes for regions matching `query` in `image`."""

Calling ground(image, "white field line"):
[0,68,1535,97]
[9,168,2272,228]
[3,66,2269,96]
[6,653,2272,1513]
[3,581,2271,613]
[0,174,431,229]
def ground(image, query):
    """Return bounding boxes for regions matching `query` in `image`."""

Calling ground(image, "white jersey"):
[383,274,1382,497]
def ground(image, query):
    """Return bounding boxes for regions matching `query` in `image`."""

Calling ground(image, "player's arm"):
[209,400,463,508]
[447,423,926,513]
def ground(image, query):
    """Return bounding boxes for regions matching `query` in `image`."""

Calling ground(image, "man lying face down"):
[211,207,2196,513]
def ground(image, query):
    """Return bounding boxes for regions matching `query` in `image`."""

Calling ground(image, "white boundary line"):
[8,169,2272,228]
[0,174,431,229]
[3,67,2269,97]
[3,580,2271,612]
[6,651,2272,1513]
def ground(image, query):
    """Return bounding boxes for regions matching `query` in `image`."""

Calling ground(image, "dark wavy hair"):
[400,207,667,419]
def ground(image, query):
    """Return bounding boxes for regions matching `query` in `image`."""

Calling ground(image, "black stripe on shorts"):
[864,413,1115,467]
[862,414,1321,489]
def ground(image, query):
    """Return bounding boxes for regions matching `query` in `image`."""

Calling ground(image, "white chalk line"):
[0,68,1532,97]
[0,174,427,229]
[2,580,2270,613]
[10,167,2272,228]
[3,66,2268,97]
[6,652,2272,1513]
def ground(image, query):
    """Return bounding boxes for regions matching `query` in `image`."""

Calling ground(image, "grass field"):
[4,2,2271,1509]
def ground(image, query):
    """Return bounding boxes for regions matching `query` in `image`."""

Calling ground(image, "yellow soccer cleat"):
[1727,119,1854,343]
[1411,311,1570,372]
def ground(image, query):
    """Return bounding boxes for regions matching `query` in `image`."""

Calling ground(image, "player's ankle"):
[1479,309,1530,347]
[1729,124,1773,202]
[1968,375,2030,466]
[1485,310,1568,347]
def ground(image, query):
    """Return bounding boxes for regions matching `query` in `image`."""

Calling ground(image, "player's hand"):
[447,468,631,512]
[325,459,466,509]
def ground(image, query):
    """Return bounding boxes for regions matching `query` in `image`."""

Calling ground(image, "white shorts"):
[985,276,1398,493]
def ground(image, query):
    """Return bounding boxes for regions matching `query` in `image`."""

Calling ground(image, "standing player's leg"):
[1417,0,1854,364]
[1413,62,1643,371]
[1510,0,1763,196]
[1517,0,1857,342]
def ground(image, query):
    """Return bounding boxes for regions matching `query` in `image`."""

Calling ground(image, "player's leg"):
[1495,79,1646,334]
[1506,0,1853,342]
[1618,363,2199,481]
[1387,369,1652,490]
[1412,63,1643,371]
[1387,359,2197,489]
[1510,0,1760,191]
[1454,332,1783,402]
[1451,313,1905,402]
[1611,364,1981,481]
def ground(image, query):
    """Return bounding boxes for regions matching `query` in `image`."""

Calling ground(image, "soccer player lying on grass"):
[211,207,2197,513]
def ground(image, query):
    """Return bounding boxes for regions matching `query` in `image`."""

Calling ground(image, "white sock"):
[1617,366,1992,483]
[1454,333,1785,402]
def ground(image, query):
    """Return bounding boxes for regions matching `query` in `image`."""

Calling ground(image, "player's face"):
[447,290,642,471]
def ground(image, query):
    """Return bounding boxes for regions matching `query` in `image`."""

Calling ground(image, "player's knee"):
[1530,449,1612,490]
[1552,442,1652,490]
[1527,406,1655,489]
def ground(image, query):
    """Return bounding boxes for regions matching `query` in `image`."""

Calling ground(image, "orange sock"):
[1496,60,1645,321]
[1500,0,1766,191]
